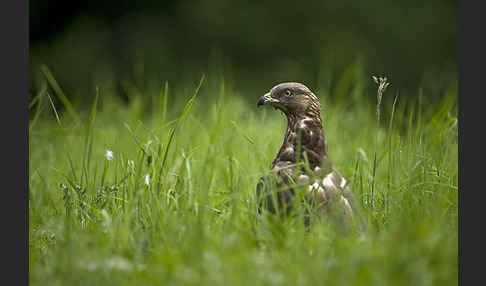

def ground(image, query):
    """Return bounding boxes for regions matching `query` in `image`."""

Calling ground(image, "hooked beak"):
[257,92,279,107]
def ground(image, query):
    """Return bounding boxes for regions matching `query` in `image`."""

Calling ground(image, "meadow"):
[29,65,457,285]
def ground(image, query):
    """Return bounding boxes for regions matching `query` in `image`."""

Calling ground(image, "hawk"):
[256,82,358,226]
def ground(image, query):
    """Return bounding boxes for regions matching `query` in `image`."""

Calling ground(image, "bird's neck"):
[272,110,330,172]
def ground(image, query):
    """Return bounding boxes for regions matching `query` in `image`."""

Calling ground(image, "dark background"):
[29,0,457,106]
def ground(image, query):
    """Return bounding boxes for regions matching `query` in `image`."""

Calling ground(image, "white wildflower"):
[144,174,150,186]
[105,150,114,161]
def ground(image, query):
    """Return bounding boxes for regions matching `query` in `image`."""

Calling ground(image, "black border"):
[2,0,29,284]
[458,1,485,285]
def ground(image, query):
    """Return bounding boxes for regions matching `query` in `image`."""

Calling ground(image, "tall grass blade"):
[82,87,100,185]
[29,87,46,134]
[415,88,423,139]
[40,65,80,124]
[371,76,390,211]
[162,81,168,124]
[66,152,78,183]
[29,87,44,110]
[46,91,62,127]
[385,93,399,214]
[156,75,205,193]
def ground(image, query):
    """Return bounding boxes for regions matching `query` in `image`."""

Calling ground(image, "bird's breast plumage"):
[256,82,358,226]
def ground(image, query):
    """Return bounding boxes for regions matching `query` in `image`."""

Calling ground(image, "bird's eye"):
[284,89,292,96]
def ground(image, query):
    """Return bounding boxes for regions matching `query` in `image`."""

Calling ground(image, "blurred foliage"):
[29,0,457,108]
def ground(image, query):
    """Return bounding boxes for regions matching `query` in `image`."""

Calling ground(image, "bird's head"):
[257,82,320,116]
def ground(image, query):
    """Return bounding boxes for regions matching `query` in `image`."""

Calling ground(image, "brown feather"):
[256,82,359,227]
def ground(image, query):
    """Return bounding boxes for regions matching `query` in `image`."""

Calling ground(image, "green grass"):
[29,71,457,285]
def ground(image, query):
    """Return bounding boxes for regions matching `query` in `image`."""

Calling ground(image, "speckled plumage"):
[256,82,357,225]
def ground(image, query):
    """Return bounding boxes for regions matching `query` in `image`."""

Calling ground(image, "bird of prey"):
[256,82,358,227]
